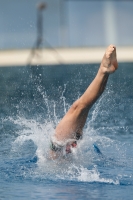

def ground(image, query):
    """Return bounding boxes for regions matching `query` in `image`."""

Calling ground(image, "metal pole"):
[27,2,46,65]
[103,1,117,46]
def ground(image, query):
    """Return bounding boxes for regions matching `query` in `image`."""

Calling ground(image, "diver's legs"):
[54,45,118,142]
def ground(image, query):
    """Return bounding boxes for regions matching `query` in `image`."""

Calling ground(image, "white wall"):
[0,0,133,49]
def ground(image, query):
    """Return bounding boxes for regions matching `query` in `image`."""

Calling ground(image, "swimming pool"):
[0,63,133,199]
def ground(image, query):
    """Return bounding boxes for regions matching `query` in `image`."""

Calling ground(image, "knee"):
[71,99,87,111]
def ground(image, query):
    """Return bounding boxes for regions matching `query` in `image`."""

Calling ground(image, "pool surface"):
[0,63,133,199]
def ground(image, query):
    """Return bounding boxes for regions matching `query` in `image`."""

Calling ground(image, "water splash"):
[2,84,131,185]
[4,113,121,185]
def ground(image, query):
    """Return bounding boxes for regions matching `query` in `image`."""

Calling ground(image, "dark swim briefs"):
[50,133,82,154]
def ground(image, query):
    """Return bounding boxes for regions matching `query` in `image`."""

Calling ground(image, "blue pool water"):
[0,63,133,199]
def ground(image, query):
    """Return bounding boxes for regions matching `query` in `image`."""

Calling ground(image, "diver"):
[50,45,118,158]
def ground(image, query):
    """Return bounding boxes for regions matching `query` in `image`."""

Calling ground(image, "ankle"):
[98,66,110,76]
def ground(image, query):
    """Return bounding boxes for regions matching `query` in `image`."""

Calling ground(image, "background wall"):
[0,0,133,49]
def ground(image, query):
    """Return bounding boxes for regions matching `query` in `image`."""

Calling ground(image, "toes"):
[105,45,116,58]
[107,45,116,54]
[109,44,115,48]
[109,44,116,51]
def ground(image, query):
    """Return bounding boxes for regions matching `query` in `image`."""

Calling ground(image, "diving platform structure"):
[0,46,133,67]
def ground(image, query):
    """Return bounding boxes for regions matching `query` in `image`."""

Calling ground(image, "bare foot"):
[100,44,118,74]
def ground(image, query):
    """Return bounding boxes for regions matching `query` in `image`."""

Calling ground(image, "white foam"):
[6,87,122,184]
[5,114,120,185]
[76,166,119,184]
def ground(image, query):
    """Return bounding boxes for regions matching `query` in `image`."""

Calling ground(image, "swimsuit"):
[50,133,82,155]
